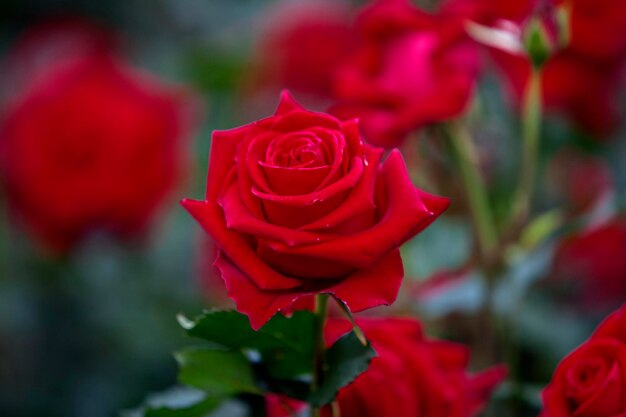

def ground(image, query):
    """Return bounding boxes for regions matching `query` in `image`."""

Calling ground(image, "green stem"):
[311,294,329,417]
[509,68,542,234]
[446,122,498,266]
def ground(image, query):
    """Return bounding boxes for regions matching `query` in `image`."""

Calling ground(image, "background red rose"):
[331,0,480,148]
[541,304,626,417]
[552,219,626,310]
[182,92,448,329]
[441,0,537,25]
[254,0,355,98]
[488,0,626,137]
[269,317,507,417]
[0,22,195,254]
[548,148,614,215]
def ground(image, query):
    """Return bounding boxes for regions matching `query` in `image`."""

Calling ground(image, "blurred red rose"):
[255,0,354,98]
[182,92,448,329]
[331,0,480,148]
[441,0,537,25]
[268,317,507,417]
[488,0,626,137]
[492,49,624,137]
[552,219,626,309]
[0,21,195,254]
[549,148,613,214]
[541,304,626,417]
[565,0,626,62]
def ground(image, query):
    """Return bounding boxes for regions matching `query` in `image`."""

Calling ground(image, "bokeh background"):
[0,0,624,416]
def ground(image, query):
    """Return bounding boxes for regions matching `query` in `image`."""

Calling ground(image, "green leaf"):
[178,310,316,379]
[175,347,260,395]
[308,331,377,407]
[124,386,222,417]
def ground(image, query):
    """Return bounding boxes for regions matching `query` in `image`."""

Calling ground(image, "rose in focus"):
[541,304,626,416]
[0,21,194,254]
[268,317,507,417]
[331,0,480,148]
[182,92,448,329]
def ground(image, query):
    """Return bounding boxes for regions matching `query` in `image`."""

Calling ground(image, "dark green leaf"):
[175,347,260,395]
[178,310,316,378]
[308,332,376,407]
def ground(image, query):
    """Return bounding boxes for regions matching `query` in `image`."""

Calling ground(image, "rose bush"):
[182,92,448,329]
[268,317,507,417]
[0,22,194,254]
[331,0,480,148]
[541,304,626,416]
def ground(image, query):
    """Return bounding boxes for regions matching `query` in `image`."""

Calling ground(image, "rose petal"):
[267,150,449,268]
[214,251,304,330]
[260,164,332,196]
[181,198,302,290]
[252,156,364,228]
[330,248,403,312]
[300,144,382,231]
[214,247,403,329]
[206,127,247,200]
[275,90,306,115]
[271,108,342,133]
[592,303,626,344]
[257,241,355,279]
[218,182,334,246]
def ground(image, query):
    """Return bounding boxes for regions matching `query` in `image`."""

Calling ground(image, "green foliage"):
[308,332,377,407]
[179,310,316,379]
[175,347,260,395]
[133,309,375,415]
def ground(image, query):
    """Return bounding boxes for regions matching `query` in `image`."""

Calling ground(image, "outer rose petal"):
[181,199,302,291]
[214,252,305,330]
[205,127,248,201]
[592,304,626,344]
[330,249,404,312]
[274,89,306,115]
[214,248,403,329]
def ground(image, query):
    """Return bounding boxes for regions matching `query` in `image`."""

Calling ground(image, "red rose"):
[541,304,626,417]
[565,0,626,62]
[268,317,507,417]
[0,22,194,254]
[548,149,613,214]
[492,49,623,137]
[255,0,355,97]
[441,0,537,25]
[331,0,480,148]
[552,219,626,309]
[487,0,626,137]
[182,92,448,329]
